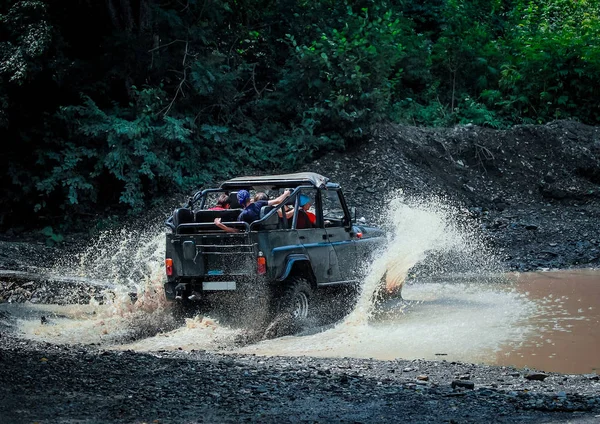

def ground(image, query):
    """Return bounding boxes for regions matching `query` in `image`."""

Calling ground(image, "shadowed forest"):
[1,0,599,232]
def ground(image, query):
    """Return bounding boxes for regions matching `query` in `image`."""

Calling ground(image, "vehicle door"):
[321,188,358,283]
[293,189,341,284]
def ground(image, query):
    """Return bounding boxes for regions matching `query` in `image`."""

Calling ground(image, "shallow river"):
[4,269,598,375]
[497,269,600,374]
[3,200,598,374]
[229,269,600,374]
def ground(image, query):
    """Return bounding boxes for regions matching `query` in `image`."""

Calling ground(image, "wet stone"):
[525,373,549,381]
[451,380,475,390]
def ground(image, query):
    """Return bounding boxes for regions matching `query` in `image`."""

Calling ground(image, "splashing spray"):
[348,193,500,324]
[24,224,181,344]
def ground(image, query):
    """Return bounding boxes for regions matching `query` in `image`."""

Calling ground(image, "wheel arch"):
[278,254,316,288]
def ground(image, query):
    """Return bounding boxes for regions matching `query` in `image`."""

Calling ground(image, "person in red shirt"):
[209,194,230,210]
[299,194,316,225]
[280,194,315,228]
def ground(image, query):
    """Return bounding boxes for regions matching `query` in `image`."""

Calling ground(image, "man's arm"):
[268,189,291,206]
[277,206,294,220]
[214,217,239,233]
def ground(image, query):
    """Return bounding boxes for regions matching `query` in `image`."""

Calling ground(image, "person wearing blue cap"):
[214,189,290,232]
[299,194,316,225]
[279,193,316,229]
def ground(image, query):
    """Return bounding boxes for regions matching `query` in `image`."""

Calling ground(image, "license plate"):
[202,281,236,291]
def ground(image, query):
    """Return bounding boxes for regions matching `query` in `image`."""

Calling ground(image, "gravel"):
[1,334,599,423]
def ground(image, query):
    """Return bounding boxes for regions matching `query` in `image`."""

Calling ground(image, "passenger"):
[208,193,231,210]
[280,194,315,229]
[299,194,317,225]
[214,189,290,232]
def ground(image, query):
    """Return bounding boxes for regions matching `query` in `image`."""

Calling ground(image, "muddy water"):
[7,269,597,375]
[496,269,600,374]
[232,269,600,374]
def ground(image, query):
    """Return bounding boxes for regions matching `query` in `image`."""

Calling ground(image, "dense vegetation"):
[1,0,599,232]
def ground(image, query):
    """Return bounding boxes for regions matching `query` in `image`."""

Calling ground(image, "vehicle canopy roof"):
[220,172,329,190]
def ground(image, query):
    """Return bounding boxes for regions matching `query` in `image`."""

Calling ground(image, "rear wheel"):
[263,277,313,338]
[280,277,312,321]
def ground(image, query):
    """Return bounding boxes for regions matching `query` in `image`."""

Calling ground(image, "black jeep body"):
[164,172,385,328]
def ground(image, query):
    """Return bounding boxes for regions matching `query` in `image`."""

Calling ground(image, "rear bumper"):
[164,276,268,301]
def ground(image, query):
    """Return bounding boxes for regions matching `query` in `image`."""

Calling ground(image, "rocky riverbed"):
[1,120,599,422]
[1,333,599,423]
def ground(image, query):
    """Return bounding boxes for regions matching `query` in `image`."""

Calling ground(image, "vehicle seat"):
[258,206,279,230]
[194,209,241,223]
[228,191,241,209]
[173,208,194,233]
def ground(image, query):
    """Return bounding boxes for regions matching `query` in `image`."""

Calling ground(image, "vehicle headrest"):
[228,191,241,209]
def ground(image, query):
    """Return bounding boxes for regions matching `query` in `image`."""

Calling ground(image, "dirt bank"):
[309,120,600,271]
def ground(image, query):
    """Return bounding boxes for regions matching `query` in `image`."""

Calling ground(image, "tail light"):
[165,258,173,276]
[257,251,266,275]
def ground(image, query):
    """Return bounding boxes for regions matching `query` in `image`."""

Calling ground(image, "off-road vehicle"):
[164,173,385,330]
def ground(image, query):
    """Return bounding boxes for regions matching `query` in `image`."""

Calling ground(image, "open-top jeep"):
[164,173,385,329]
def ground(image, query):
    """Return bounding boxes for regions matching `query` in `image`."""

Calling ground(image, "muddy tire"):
[373,272,403,304]
[280,277,312,320]
[263,277,313,338]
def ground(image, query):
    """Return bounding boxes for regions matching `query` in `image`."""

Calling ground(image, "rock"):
[451,380,475,390]
[459,374,470,380]
[525,373,548,381]
[417,375,429,381]
[525,224,538,230]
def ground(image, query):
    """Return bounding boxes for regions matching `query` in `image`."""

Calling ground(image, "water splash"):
[18,224,181,344]
[234,194,536,363]
[348,193,501,324]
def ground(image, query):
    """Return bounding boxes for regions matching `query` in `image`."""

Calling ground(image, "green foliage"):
[282,3,412,139]
[2,0,600,228]
[0,1,53,84]
[41,87,220,212]
[392,92,503,128]
[489,0,600,123]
